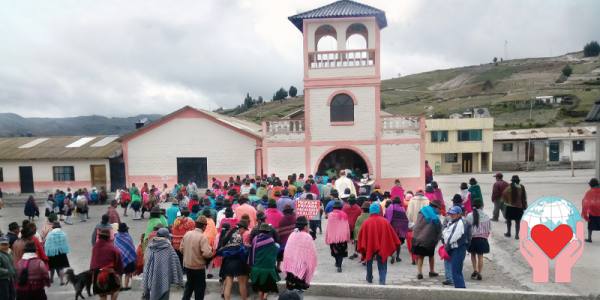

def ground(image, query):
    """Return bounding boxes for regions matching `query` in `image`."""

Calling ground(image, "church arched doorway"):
[316,148,369,179]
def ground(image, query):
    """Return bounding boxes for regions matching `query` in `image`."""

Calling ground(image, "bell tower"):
[288,0,388,179]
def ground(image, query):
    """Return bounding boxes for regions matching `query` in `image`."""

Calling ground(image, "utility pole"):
[569,126,574,177]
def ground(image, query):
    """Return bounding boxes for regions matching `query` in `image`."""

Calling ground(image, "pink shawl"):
[282,230,317,284]
[325,210,350,244]
[390,186,405,202]
[265,208,283,229]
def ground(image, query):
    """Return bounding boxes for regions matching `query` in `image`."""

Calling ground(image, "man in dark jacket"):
[491,173,509,221]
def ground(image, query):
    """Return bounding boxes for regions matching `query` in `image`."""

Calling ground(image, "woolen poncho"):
[325,210,350,245]
[353,212,369,239]
[282,230,317,284]
[357,214,401,261]
[277,213,297,247]
[142,238,183,300]
[385,203,409,239]
[114,232,137,267]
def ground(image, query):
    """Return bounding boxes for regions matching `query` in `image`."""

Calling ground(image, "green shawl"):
[144,216,168,241]
[353,212,369,239]
[249,234,280,286]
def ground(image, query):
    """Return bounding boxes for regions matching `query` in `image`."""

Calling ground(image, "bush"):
[289,86,298,97]
[583,41,600,57]
[482,80,494,91]
[562,65,572,77]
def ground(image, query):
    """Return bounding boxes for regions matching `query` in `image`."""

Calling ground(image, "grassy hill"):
[223,52,600,129]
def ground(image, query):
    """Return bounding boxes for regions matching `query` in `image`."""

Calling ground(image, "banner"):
[295,200,320,218]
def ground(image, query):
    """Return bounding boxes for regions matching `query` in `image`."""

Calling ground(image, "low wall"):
[493,161,594,171]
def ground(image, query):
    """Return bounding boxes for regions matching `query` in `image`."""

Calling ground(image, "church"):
[121,0,425,191]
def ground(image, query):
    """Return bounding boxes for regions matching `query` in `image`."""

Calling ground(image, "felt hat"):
[295,216,308,228]
[237,219,249,230]
[118,223,129,232]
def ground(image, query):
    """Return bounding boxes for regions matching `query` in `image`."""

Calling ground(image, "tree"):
[493,57,498,66]
[273,87,288,101]
[562,65,573,77]
[289,86,298,97]
[243,93,254,109]
[482,79,494,91]
[257,96,264,104]
[583,41,600,57]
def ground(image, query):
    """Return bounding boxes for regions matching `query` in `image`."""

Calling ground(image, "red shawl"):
[582,188,600,220]
[357,215,401,261]
[342,204,362,233]
[90,239,123,274]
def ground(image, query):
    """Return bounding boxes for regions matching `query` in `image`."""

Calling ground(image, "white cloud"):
[0,0,598,117]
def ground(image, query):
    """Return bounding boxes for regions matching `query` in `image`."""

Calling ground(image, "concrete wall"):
[266,146,306,177]
[493,140,546,163]
[554,138,596,162]
[425,118,494,154]
[126,117,258,187]
[0,159,110,194]
[380,143,421,178]
[308,86,376,142]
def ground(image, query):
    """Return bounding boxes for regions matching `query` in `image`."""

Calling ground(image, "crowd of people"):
[0,167,599,300]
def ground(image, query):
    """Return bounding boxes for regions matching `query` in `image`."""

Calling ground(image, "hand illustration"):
[519,220,549,283]
[554,221,584,283]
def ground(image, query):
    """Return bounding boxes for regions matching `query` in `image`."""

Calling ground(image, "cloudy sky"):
[1,0,599,117]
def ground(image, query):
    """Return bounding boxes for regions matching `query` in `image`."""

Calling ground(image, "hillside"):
[224,52,600,129]
[0,113,161,137]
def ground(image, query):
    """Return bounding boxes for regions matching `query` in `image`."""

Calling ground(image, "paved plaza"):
[0,169,598,299]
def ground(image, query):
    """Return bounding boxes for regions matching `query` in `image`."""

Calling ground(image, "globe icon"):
[521,196,583,241]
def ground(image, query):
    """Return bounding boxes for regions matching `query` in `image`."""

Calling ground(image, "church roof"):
[288,0,387,32]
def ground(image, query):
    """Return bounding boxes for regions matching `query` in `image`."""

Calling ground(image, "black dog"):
[64,269,93,300]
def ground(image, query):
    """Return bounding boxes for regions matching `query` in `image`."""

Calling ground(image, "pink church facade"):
[263,1,425,191]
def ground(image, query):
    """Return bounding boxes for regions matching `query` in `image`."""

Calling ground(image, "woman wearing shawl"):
[44,221,70,285]
[144,207,168,242]
[12,223,49,266]
[249,223,280,300]
[281,216,317,295]
[325,201,350,273]
[24,195,39,221]
[264,200,283,229]
[276,204,297,271]
[40,213,57,244]
[353,202,371,249]
[385,197,409,264]
[459,182,472,214]
[582,178,600,242]
[218,220,250,300]
[411,202,442,280]
[390,179,405,203]
[15,242,50,300]
[425,184,445,216]
[502,175,527,239]
[90,229,123,300]
[130,185,142,220]
[343,195,362,260]
[142,228,183,300]
[358,203,401,285]
[468,178,483,209]
[114,223,137,291]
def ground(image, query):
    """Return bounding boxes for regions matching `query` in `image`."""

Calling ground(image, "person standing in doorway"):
[491,173,509,222]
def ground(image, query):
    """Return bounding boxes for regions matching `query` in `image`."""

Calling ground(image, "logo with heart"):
[530,224,573,259]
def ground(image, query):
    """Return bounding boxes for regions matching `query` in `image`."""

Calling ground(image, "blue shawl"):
[420,205,440,224]
[45,228,70,257]
[114,232,137,266]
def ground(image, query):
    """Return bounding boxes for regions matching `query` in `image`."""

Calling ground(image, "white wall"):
[267,146,305,176]
[309,86,376,142]
[557,138,596,162]
[127,118,258,177]
[381,143,421,178]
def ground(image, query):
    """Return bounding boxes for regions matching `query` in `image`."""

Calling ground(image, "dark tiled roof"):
[289,0,387,31]
[585,99,600,122]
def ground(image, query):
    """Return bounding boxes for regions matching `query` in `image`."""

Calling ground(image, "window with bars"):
[53,166,75,181]
[573,140,585,152]
[444,153,458,163]
[458,129,483,141]
[330,93,354,122]
[502,143,513,151]
[431,131,448,142]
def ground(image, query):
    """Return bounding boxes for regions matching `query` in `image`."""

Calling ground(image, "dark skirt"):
[123,262,136,274]
[412,245,435,257]
[252,276,279,294]
[130,201,141,211]
[285,273,310,290]
[468,237,490,254]
[588,215,600,231]
[329,242,348,258]
[219,256,249,278]
[16,289,46,300]
[92,269,120,296]
[48,253,70,270]
[505,206,524,221]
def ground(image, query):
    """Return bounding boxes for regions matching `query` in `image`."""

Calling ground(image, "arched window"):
[345,23,368,49]
[330,93,354,122]
[315,25,337,51]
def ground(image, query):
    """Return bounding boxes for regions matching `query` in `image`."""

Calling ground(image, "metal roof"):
[0,135,121,161]
[289,0,387,31]
[494,127,596,141]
